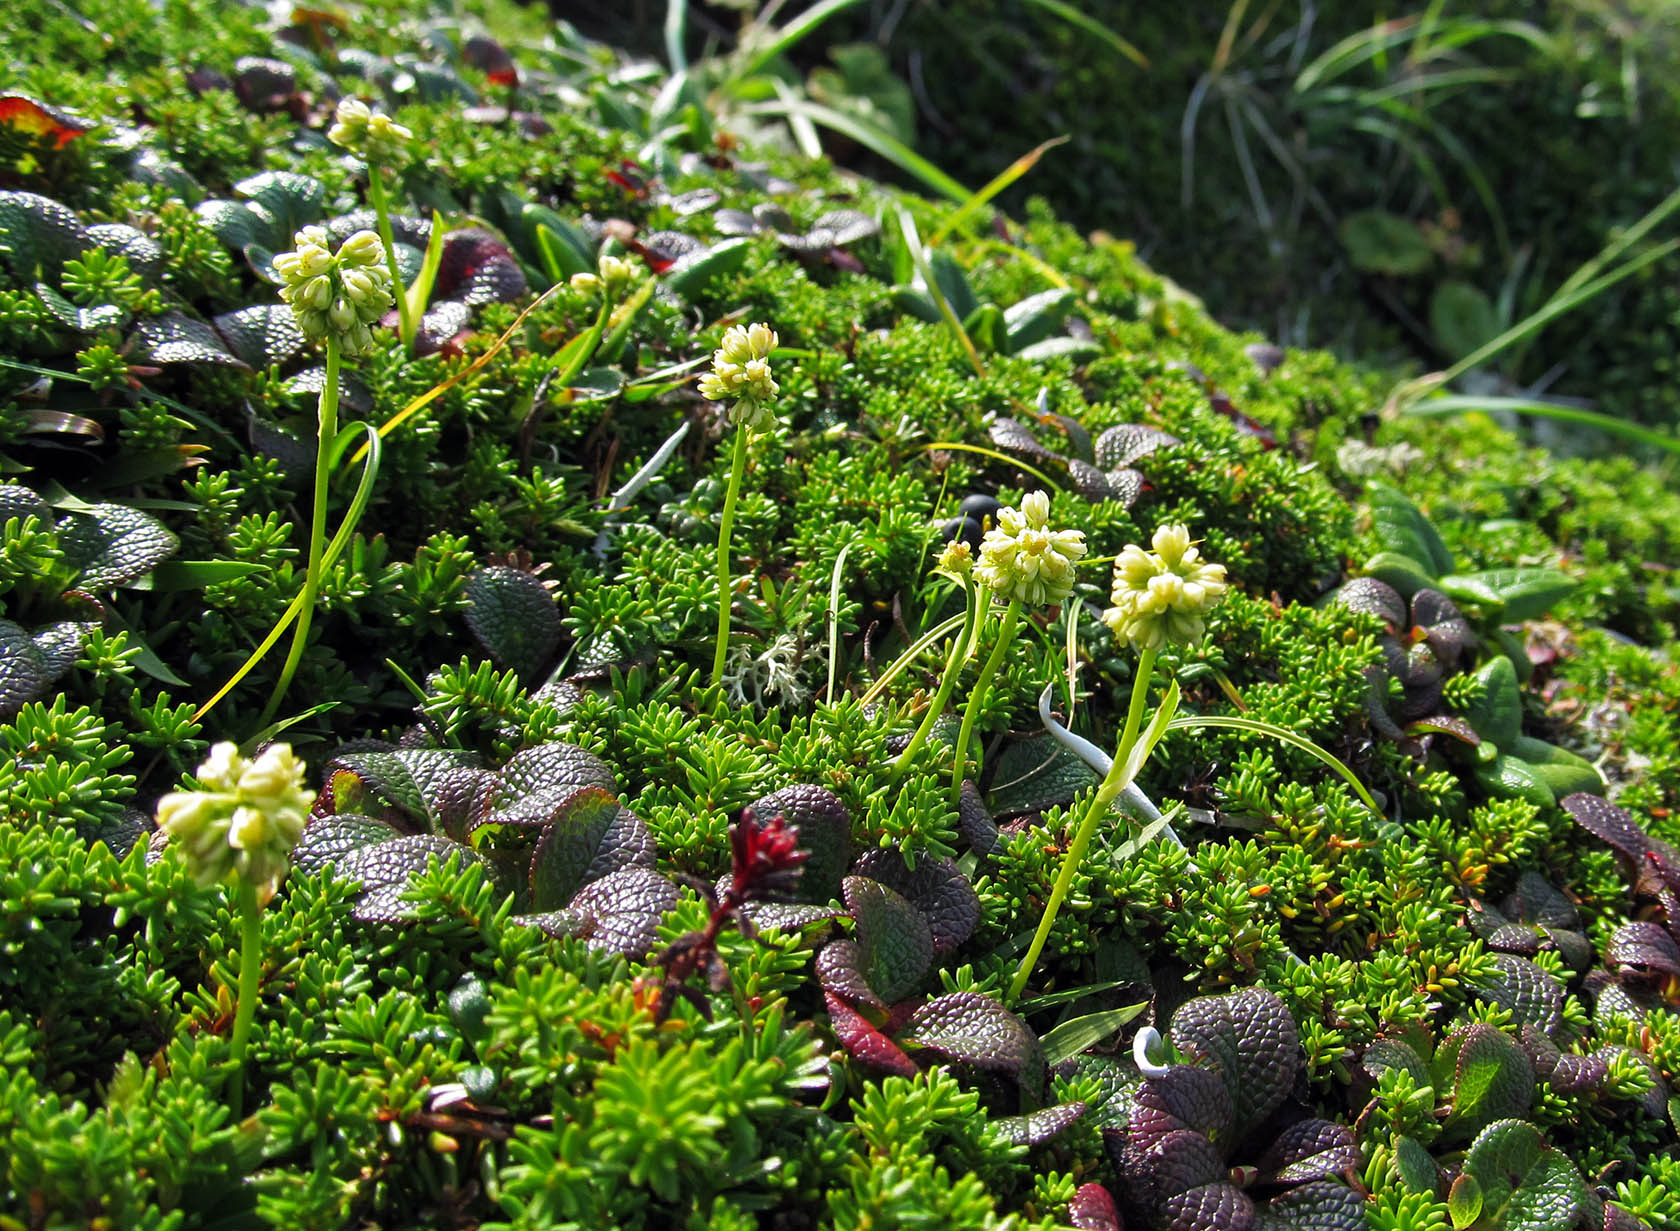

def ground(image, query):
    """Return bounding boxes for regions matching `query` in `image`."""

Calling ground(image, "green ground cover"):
[1,1,1679,1228]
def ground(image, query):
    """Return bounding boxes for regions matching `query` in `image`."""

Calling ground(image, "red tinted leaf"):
[815,939,884,1007]
[0,95,94,149]
[824,989,916,1076]
[1606,922,1680,979]
[1069,1183,1122,1231]
[528,786,651,910]
[1163,1183,1255,1231]
[551,865,676,957]
[434,228,528,305]
[1256,1119,1358,1184]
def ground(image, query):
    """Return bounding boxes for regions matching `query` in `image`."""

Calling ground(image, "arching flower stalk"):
[157,741,313,1115]
[328,96,417,349]
[891,539,980,778]
[700,322,778,688]
[266,226,392,720]
[1009,524,1227,1000]
[951,492,1086,807]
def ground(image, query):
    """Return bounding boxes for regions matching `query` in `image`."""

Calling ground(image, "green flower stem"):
[949,598,1022,807]
[263,335,340,723]
[1009,646,1158,1002]
[892,578,979,778]
[227,878,263,1118]
[710,427,752,687]
[364,170,415,349]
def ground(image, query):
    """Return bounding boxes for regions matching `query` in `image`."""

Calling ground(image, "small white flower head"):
[698,321,779,432]
[327,95,414,164]
[156,742,314,899]
[972,491,1087,606]
[937,538,974,577]
[571,254,639,300]
[1103,523,1229,652]
[274,227,394,356]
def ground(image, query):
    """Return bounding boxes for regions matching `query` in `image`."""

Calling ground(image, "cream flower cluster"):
[1103,523,1228,651]
[156,742,314,897]
[273,225,393,356]
[698,322,778,431]
[973,491,1087,606]
[570,254,638,298]
[327,96,414,164]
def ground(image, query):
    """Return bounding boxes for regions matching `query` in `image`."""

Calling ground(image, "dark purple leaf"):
[824,989,917,1076]
[0,483,49,523]
[1069,1182,1122,1231]
[745,784,852,903]
[1606,922,1680,979]
[528,786,652,910]
[1067,458,1116,501]
[815,939,884,1007]
[1245,342,1285,375]
[738,901,845,931]
[1256,1119,1358,1184]
[1474,954,1563,1035]
[464,566,561,679]
[1106,467,1146,508]
[462,34,519,86]
[1134,1127,1229,1198]
[1129,1064,1233,1146]
[326,747,482,831]
[413,300,474,355]
[134,312,247,368]
[1406,714,1481,745]
[1257,1180,1366,1231]
[990,1101,1086,1145]
[292,813,402,877]
[1094,423,1180,470]
[434,228,527,305]
[989,417,1058,461]
[498,741,617,802]
[1169,987,1299,1139]
[552,865,675,956]
[956,780,999,855]
[850,849,979,952]
[899,992,1045,1094]
[713,208,758,236]
[214,304,307,369]
[338,834,496,922]
[1163,1183,1255,1231]
[844,876,933,1002]
[1334,577,1406,631]
[233,56,300,113]
[807,209,879,247]
[1360,1037,1430,1086]
[0,619,47,722]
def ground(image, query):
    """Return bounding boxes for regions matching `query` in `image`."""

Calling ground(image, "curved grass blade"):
[1165,713,1381,813]
[1021,0,1148,68]
[825,540,853,706]
[859,610,967,707]
[1406,396,1680,457]
[918,442,1059,492]
[931,136,1069,246]
[742,99,969,203]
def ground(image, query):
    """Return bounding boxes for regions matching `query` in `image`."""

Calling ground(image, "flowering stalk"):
[329,98,416,349]
[1009,525,1226,1001]
[949,491,1086,806]
[266,227,392,720]
[156,742,313,1114]
[700,322,778,687]
[892,542,979,778]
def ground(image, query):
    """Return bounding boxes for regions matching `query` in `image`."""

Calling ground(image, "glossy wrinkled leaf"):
[86,223,166,279]
[1257,1119,1358,1184]
[738,901,846,931]
[956,780,999,855]
[807,208,879,247]
[0,189,91,278]
[1562,793,1680,898]
[1518,1025,1607,1097]
[498,741,618,803]
[1257,1180,1367,1231]
[528,787,653,910]
[57,503,178,588]
[1606,922,1680,979]
[990,1100,1086,1145]
[0,94,95,149]
[1163,1182,1255,1231]
[235,170,327,237]
[1169,986,1299,1139]
[1129,1063,1233,1146]
[1393,1134,1440,1194]
[1474,954,1563,1035]
[823,989,917,1076]
[986,734,1100,818]
[989,416,1058,461]
[292,814,403,877]
[0,619,46,721]
[844,875,932,1002]
[464,566,561,679]
[434,228,527,305]
[213,304,307,368]
[1334,576,1406,631]
[1368,483,1454,577]
[815,938,885,1007]
[900,991,1044,1092]
[338,834,495,922]
[746,784,851,903]
[134,311,247,367]
[1069,1182,1122,1231]
[850,849,978,953]
[1460,1119,1584,1231]
[327,747,482,832]
[1439,1023,1534,1136]
[1094,422,1180,470]
[35,282,127,332]
[29,620,86,681]
[0,483,49,523]
[552,865,676,956]
[1361,1036,1432,1087]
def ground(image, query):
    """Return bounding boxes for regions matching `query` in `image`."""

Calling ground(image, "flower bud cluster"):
[698,322,779,432]
[156,742,314,897]
[569,254,639,298]
[973,491,1087,606]
[274,225,393,356]
[937,538,974,577]
[327,96,414,164]
[1103,523,1229,651]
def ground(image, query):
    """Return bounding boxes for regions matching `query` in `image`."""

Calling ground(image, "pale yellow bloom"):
[1103,523,1229,651]
[973,491,1087,606]
[274,227,393,357]
[157,742,314,898]
[699,321,779,431]
[327,96,414,164]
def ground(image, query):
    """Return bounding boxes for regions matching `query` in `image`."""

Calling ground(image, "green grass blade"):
[895,206,986,377]
[1166,713,1381,813]
[742,98,970,202]
[1548,182,1680,307]
[1040,1003,1150,1064]
[826,540,853,705]
[918,442,1060,491]
[405,210,448,326]
[1405,396,1680,457]
[859,609,967,707]
[664,0,688,73]
[735,0,868,82]
[931,136,1068,246]
[1020,0,1148,68]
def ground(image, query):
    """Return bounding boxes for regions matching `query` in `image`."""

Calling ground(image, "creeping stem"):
[227,879,264,1117]
[364,171,415,349]
[264,334,340,722]
[892,578,980,777]
[1009,646,1158,1001]
[949,598,1022,807]
[710,427,752,687]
